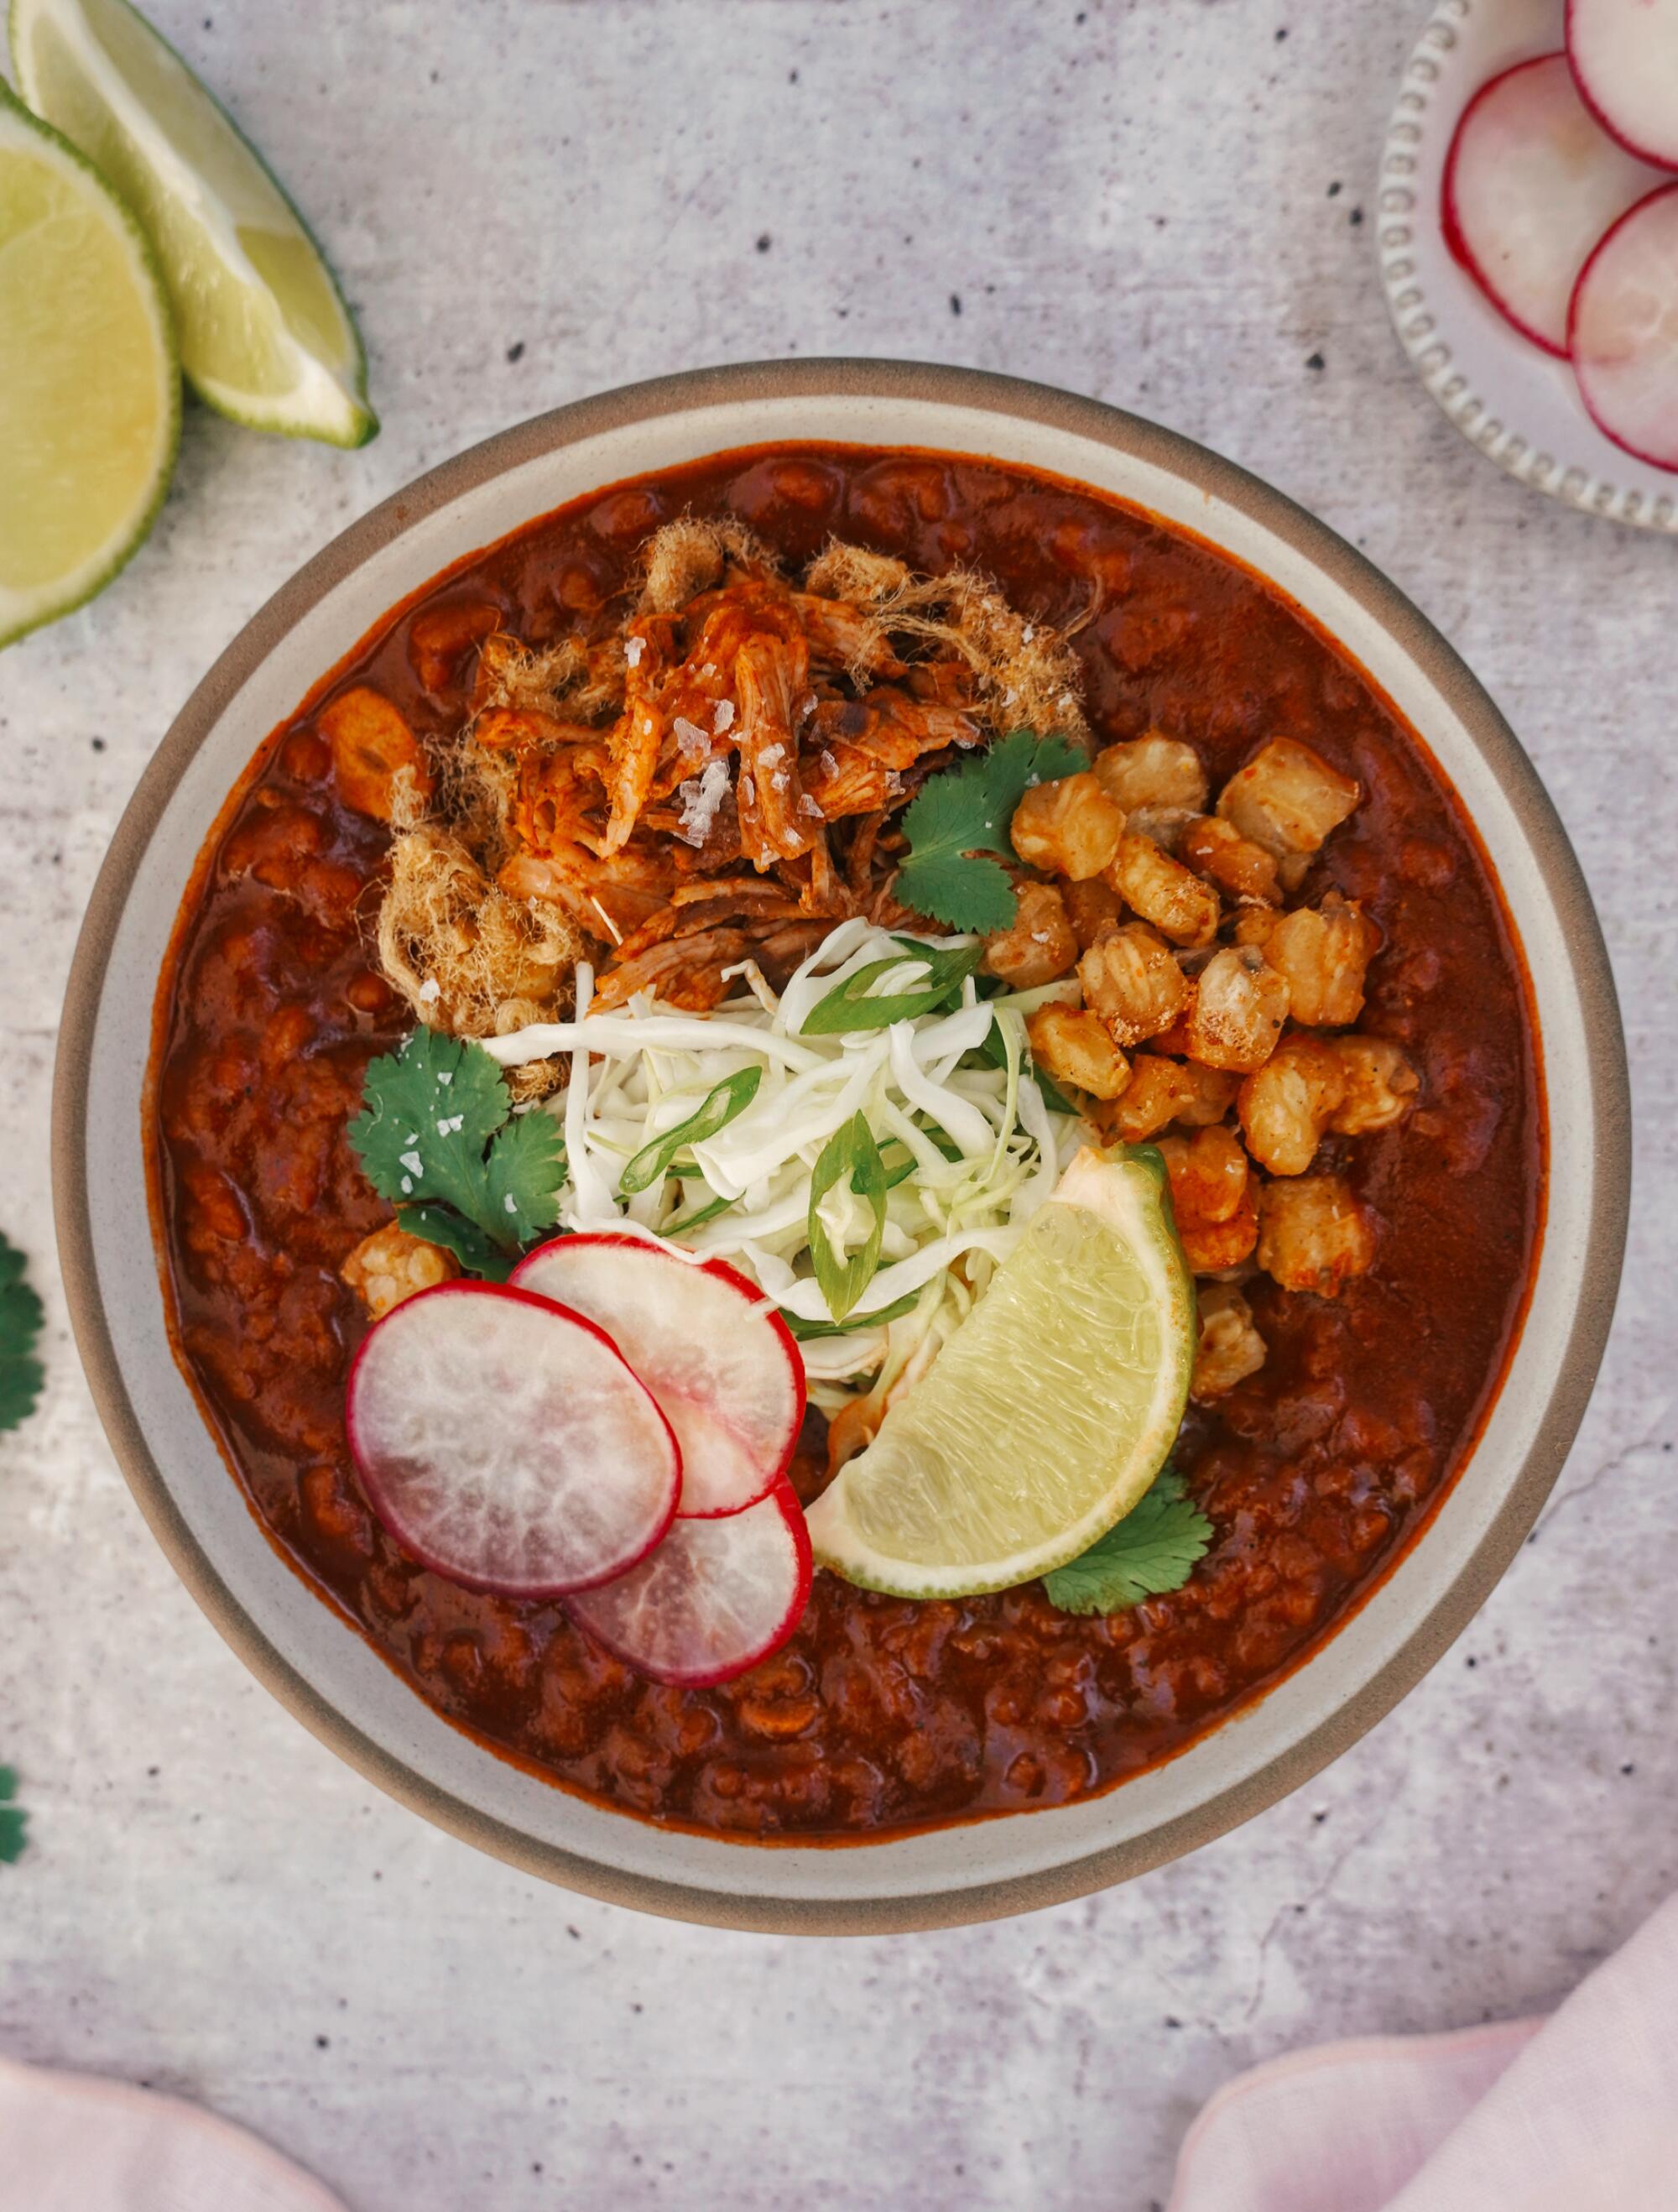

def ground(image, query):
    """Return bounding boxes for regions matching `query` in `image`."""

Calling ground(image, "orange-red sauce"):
[150,444,1543,1839]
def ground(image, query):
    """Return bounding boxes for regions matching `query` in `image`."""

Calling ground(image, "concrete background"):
[1,3,1671,2207]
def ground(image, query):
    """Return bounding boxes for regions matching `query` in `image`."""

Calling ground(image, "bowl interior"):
[55,365,1626,1931]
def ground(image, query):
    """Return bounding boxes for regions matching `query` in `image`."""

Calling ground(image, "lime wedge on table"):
[11,0,376,446]
[0,81,177,648]
[807,1147,1195,1600]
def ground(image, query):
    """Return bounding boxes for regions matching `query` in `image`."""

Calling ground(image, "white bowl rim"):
[52,358,1629,1933]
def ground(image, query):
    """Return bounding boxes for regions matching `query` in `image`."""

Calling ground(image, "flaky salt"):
[675,758,732,846]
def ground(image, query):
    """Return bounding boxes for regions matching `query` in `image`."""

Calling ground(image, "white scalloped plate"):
[1382,0,1678,532]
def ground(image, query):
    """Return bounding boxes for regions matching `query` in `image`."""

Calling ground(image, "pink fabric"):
[9,1897,1678,2210]
[1169,1891,1678,2212]
[0,2058,347,2212]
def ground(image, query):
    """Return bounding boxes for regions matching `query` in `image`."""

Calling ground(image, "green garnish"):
[348,1030,567,1270]
[807,1114,889,1322]
[620,1067,762,1194]
[966,1015,1078,1117]
[0,1766,26,1865]
[897,728,1089,934]
[781,1291,922,1342]
[876,1140,920,1190]
[0,1234,44,1433]
[669,1191,738,1232]
[800,940,983,1035]
[396,1204,515,1284]
[1042,1468,1214,1615]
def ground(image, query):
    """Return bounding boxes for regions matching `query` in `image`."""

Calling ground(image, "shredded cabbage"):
[483,919,1081,1406]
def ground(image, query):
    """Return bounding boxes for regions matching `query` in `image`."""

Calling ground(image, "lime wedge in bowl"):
[0,81,178,648]
[11,0,376,446]
[807,1146,1195,1600]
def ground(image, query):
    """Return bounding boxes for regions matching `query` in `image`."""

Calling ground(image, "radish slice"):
[1570,183,1678,467]
[345,1281,680,1596]
[1442,53,1664,354]
[511,1234,803,1519]
[1568,0,1678,172]
[566,1481,813,1686]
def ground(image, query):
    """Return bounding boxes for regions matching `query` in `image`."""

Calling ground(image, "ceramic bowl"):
[54,361,1628,1933]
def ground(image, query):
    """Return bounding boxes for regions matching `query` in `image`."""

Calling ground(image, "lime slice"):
[806,1147,1195,1599]
[11,0,376,446]
[0,81,178,649]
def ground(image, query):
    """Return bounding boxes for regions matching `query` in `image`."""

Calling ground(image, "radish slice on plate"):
[1570,184,1678,467]
[566,1480,813,1687]
[346,1281,680,1596]
[1442,52,1664,353]
[512,1234,803,1519]
[1569,0,1678,173]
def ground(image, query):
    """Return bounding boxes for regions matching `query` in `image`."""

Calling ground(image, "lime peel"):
[807,1145,1195,1600]
[10,0,376,446]
[0,77,178,647]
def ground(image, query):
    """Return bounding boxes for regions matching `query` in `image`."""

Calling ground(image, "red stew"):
[150,444,1543,1840]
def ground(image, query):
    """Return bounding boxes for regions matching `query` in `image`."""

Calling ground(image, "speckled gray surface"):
[0,3,1671,2208]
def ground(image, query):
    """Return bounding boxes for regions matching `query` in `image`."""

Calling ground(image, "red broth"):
[149,444,1543,1840]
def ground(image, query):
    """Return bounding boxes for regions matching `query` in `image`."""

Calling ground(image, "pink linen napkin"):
[1169,1891,1678,2211]
[0,2058,347,2212]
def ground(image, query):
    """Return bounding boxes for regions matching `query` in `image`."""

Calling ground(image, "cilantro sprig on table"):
[0,1233,44,1433]
[1043,1468,1214,1615]
[1,1235,44,1869]
[896,728,1089,934]
[347,1030,568,1281]
[0,1767,25,1865]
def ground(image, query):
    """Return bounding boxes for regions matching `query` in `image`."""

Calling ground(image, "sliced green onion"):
[800,941,982,1036]
[807,1113,889,1320]
[618,1066,762,1194]
[917,1119,965,1165]
[781,1291,922,1342]
[669,1190,737,1232]
[966,1017,1007,1072]
[967,1014,1079,1117]
[877,1139,920,1190]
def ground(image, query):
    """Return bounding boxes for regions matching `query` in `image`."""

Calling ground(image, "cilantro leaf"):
[348,1030,568,1270]
[897,729,1091,934]
[0,1766,26,1865]
[349,1028,508,1216]
[896,801,1017,933]
[484,1111,569,1244]
[0,1234,44,1434]
[1042,1468,1214,1615]
[396,1205,513,1283]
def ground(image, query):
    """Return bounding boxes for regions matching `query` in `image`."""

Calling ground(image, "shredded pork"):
[373,519,1091,1020]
